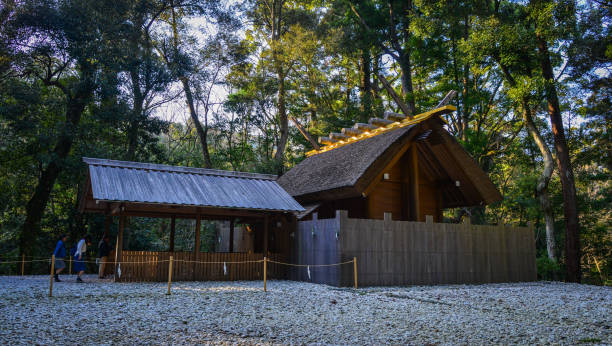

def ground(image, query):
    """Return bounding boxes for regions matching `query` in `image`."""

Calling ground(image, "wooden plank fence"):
[105,251,286,282]
[293,211,537,286]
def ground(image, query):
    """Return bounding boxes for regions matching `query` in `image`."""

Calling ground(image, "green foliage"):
[0,0,609,283]
[536,256,563,281]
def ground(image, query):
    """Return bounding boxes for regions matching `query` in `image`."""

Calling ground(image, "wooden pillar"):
[194,214,201,253]
[411,144,421,221]
[263,214,269,256]
[169,216,176,252]
[229,218,235,253]
[114,211,125,281]
[193,214,201,281]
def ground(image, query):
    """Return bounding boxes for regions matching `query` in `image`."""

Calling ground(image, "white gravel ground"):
[0,275,610,345]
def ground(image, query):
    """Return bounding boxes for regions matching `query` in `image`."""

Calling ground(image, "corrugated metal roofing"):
[83,158,304,212]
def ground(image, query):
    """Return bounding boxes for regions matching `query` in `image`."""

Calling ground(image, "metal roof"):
[83,158,304,212]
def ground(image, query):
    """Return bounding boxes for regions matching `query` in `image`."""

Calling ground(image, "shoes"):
[76,277,83,283]
[54,274,61,282]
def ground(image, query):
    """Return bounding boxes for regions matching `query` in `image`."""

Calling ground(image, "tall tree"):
[528,0,581,281]
[2,0,128,258]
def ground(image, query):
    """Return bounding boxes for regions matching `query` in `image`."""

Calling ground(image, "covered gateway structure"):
[79,158,304,282]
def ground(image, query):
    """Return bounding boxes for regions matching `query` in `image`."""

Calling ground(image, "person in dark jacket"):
[53,235,67,282]
[98,235,112,278]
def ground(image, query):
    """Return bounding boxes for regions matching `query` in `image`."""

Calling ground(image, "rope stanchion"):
[167,256,173,295]
[353,256,358,289]
[263,257,267,292]
[69,256,72,275]
[21,254,25,276]
[49,255,55,297]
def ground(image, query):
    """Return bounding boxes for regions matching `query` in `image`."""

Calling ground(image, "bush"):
[537,256,562,281]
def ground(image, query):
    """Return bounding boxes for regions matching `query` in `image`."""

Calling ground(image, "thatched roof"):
[278,119,502,207]
[278,125,416,200]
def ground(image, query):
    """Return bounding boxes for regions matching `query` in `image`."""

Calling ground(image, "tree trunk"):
[273,70,288,174]
[181,77,212,168]
[127,69,144,161]
[359,49,372,122]
[537,34,580,282]
[461,14,470,142]
[169,6,212,168]
[20,94,90,259]
[522,97,556,260]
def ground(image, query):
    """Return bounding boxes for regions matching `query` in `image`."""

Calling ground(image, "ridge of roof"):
[306,105,456,157]
[82,157,278,181]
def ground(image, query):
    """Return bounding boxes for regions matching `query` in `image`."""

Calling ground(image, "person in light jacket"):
[74,235,91,283]
[52,235,67,282]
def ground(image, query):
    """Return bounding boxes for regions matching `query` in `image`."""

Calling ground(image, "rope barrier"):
[4,255,360,295]
[172,259,265,264]
[0,259,54,264]
[267,259,355,267]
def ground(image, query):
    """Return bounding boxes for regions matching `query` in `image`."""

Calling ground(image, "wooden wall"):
[364,145,441,222]
[292,211,537,287]
[289,214,342,286]
[106,251,286,282]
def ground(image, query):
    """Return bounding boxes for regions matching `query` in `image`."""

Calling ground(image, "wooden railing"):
[106,251,287,282]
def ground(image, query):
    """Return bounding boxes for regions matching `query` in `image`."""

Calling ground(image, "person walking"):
[52,235,67,282]
[98,235,111,279]
[74,235,91,283]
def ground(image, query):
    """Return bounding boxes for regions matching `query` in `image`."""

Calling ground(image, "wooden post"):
[167,256,173,295]
[353,257,358,289]
[194,214,201,253]
[263,256,267,292]
[263,215,269,256]
[115,212,125,282]
[49,255,55,297]
[21,254,25,276]
[229,218,235,253]
[69,256,72,275]
[193,214,201,281]
[411,145,420,221]
[169,216,176,252]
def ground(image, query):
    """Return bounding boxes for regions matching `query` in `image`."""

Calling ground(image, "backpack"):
[70,244,78,257]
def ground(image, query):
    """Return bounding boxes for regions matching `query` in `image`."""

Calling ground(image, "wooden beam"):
[169,216,176,252]
[318,136,335,145]
[290,115,320,151]
[114,212,125,281]
[384,111,406,122]
[377,73,413,117]
[341,127,361,137]
[411,144,421,221]
[369,117,394,127]
[229,218,235,253]
[329,132,349,141]
[263,214,269,256]
[353,123,377,132]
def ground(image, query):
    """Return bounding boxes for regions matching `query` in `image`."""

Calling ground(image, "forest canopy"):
[0,0,609,284]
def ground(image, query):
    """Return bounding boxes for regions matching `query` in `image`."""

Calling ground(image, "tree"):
[2,0,131,259]
[528,0,581,281]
